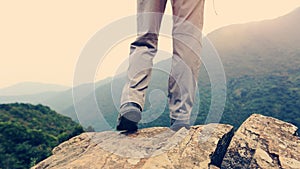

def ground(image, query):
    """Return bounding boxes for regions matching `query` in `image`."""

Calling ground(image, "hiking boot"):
[116,102,142,132]
[170,118,190,131]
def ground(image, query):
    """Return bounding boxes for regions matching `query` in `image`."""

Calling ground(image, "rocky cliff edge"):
[32,114,299,169]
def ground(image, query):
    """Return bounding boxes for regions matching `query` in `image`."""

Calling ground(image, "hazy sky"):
[1,0,300,88]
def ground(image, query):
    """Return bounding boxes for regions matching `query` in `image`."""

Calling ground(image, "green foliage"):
[0,103,84,169]
[93,67,300,132]
[221,70,300,129]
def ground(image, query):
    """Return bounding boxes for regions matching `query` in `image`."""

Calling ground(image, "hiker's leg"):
[168,0,205,121]
[120,0,167,109]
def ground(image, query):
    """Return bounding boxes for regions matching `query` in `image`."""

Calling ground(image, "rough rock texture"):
[32,124,234,169]
[221,114,300,169]
[32,114,300,169]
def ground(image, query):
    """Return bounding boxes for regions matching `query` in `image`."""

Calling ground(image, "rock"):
[32,114,300,169]
[32,124,234,169]
[221,114,300,169]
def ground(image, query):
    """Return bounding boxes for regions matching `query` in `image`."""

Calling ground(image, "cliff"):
[32,114,299,169]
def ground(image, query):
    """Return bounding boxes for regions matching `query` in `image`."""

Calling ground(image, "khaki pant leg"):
[169,0,205,120]
[120,0,167,109]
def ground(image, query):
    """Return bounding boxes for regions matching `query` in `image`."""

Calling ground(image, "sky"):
[0,0,300,88]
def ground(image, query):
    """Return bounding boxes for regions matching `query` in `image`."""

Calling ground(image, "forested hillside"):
[0,103,84,169]
[94,68,300,131]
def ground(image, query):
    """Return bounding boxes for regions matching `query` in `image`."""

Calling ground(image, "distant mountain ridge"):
[208,7,300,78]
[0,82,69,96]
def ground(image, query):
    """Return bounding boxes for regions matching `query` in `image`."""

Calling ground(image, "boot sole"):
[116,110,141,132]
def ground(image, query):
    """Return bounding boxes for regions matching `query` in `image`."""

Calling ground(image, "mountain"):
[32,114,300,169]
[0,103,84,169]
[0,82,69,96]
[0,79,112,122]
[66,7,300,131]
[208,7,300,78]
[1,8,300,131]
